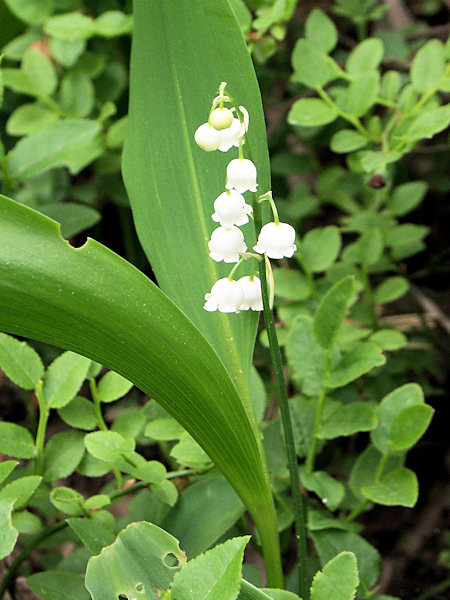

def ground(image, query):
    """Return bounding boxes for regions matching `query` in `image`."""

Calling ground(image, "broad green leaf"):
[301,226,341,272]
[330,129,368,153]
[406,105,450,142]
[58,396,98,430]
[0,195,281,585]
[369,329,407,351]
[288,98,337,127]
[7,103,59,136]
[389,182,427,217]
[311,530,380,593]
[26,571,89,600]
[94,11,133,37]
[44,13,94,41]
[292,39,336,88]
[314,276,354,349]
[39,203,101,238]
[0,460,18,485]
[318,401,377,439]
[305,9,338,54]
[286,316,327,397]
[67,517,116,555]
[162,478,245,558]
[85,522,187,599]
[371,384,424,454]
[60,70,95,118]
[349,445,403,500]
[0,422,35,458]
[0,332,43,389]
[0,475,42,510]
[301,470,345,511]
[373,276,409,304]
[43,431,85,482]
[122,0,267,412]
[43,351,91,408]
[362,468,418,507]
[390,404,433,451]
[8,120,102,180]
[171,536,249,600]
[50,486,84,516]
[310,551,358,600]
[145,418,185,441]
[22,48,57,97]
[342,71,380,117]
[346,39,384,76]
[97,370,133,403]
[411,39,446,93]
[4,0,52,26]
[0,499,18,560]
[273,268,310,301]
[327,342,385,388]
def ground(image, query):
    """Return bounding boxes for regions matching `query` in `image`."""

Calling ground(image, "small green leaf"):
[407,105,450,142]
[93,11,133,37]
[301,470,345,511]
[170,433,212,469]
[151,479,179,507]
[374,276,409,304]
[310,551,359,600]
[292,39,335,88]
[342,71,380,117]
[330,129,368,153]
[380,70,402,101]
[38,203,101,239]
[411,39,446,93]
[58,396,98,430]
[0,332,43,389]
[273,268,311,301]
[287,316,327,397]
[343,228,383,267]
[67,517,116,555]
[50,486,85,516]
[390,404,434,451]
[49,38,86,68]
[84,430,135,466]
[22,48,57,97]
[389,182,427,217]
[26,570,90,600]
[346,39,384,76]
[290,396,316,457]
[288,98,337,127]
[301,226,341,272]
[97,370,133,403]
[349,445,403,500]
[7,103,59,136]
[60,70,95,118]
[12,510,42,534]
[145,418,185,441]
[83,494,111,511]
[371,383,424,454]
[4,0,52,26]
[370,329,407,351]
[44,13,94,41]
[132,461,166,484]
[0,422,35,458]
[0,461,18,485]
[0,475,42,510]
[314,276,354,350]
[305,8,338,54]
[44,351,91,408]
[362,468,418,507]
[318,402,377,439]
[171,536,250,600]
[0,499,18,560]
[43,431,85,482]
[327,342,385,388]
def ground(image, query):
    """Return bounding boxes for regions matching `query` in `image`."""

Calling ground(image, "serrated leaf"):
[43,351,91,408]
[26,570,89,600]
[0,422,35,458]
[318,402,377,439]
[342,71,380,117]
[50,486,85,516]
[346,39,384,76]
[301,226,341,272]
[67,517,116,555]
[84,430,135,467]
[406,105,450,142]
[389,182,427,217]
[390,404,433,451]
[0,475,42,510]
[44,13,94,41]
[288,98,337,127]
[7,103,59,136]
[58,396,98,430]
[327,342,385,388]
[132,461,166,484]
[60,70,95,118]
[22,48,57,97]
[292,39,336,88]
[301,470,345,511]
[411,39,446,93]
[314,276,354,350]
[310,551,358,600]
[94,10,133,37]
[43,431,85,482]
[0,332,43,389]
[171,536,250,600]
[305,9,338,54]
[0,461,18,485]
[362,468,418,507]
[97,370,133,403]
[151,479,179,507]
[349,445,403,500]
[0,499,18,560]
[145,418,185,441]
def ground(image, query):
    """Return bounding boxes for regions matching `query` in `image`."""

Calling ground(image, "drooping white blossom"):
[217,106,249,152]
[225,158,258,194]
[209,107,234,130]
[208,226,246,263]
[194,123,221,151]
[212,190,252,228]
[203,278,244,313]
[254,222,297,259]
[238,276,263,311]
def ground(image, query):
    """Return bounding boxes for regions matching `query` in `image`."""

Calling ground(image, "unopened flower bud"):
[194,123,221,151]
[254,222,297,259]
[238,276,263,311]
[209,107,234,130]
[226,158,258,194]
[212,190,252,228]
[208,226,247,263]
[204,278,244,313]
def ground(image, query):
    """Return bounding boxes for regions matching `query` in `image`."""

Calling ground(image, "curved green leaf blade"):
[0,195,281,585]
[123,0,270,406]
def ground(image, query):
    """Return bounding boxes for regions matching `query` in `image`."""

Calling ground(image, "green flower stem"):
[228,256,246,280]
[305,350,331,474]
[316,85,371,138]
[89,377,123,489]
[259,191,280,225]
[34,380,49,476]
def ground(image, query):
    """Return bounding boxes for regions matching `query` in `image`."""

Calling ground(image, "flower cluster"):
[195,82,297,314]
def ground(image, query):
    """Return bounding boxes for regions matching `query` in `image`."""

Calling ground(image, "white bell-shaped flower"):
[204,278,244,313]
[212,190,252,228]
[254,222,297,259]
[218,106,249,152]
[225,158,258,194]
[238,276,263,311]
[194,123,221,151]
[208,226,247,263]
